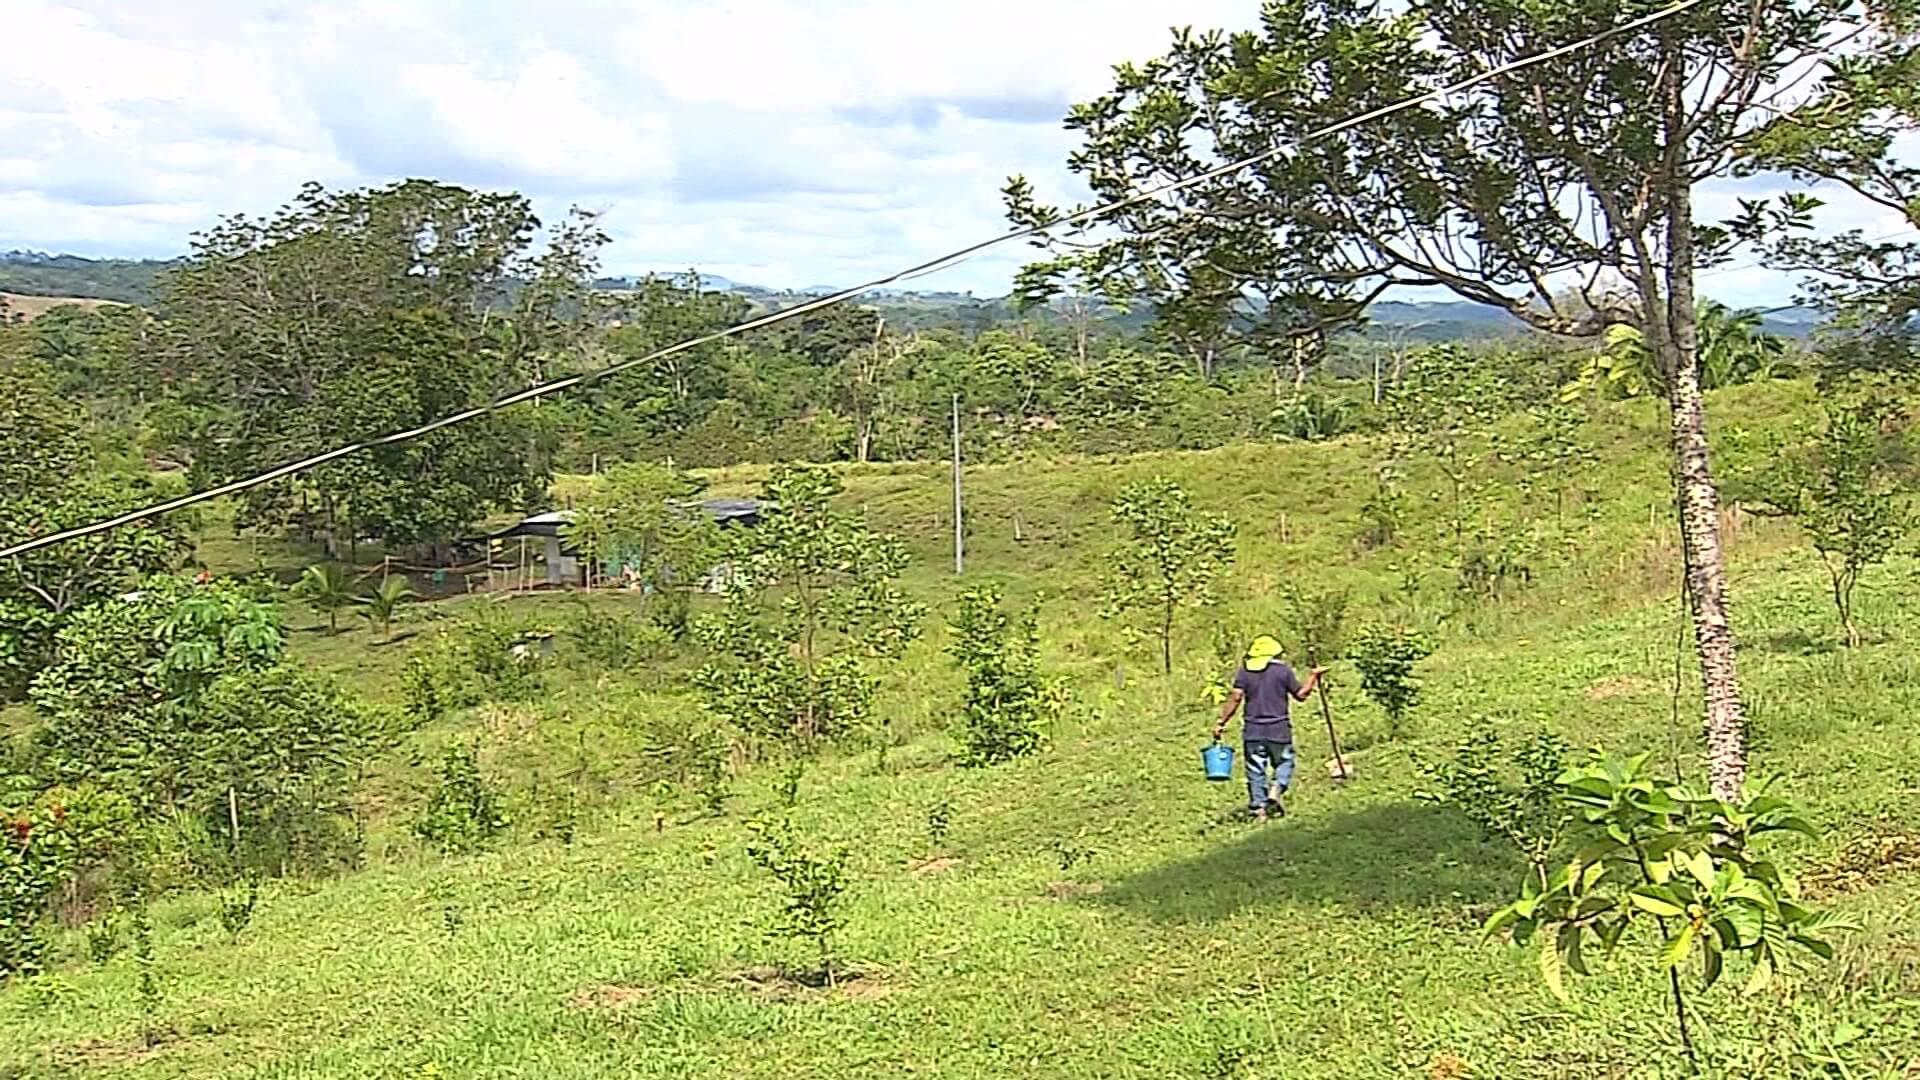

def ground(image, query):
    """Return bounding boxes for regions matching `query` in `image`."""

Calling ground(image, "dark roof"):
[483,498,765,543]
[695,497,764,525]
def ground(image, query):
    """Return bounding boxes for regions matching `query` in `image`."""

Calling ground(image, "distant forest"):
[1,249,1828,343]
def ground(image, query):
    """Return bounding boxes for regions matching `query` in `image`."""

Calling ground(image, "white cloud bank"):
[0,0,1907,302]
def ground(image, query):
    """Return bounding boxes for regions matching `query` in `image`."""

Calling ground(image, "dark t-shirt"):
[1233,662,1303,743]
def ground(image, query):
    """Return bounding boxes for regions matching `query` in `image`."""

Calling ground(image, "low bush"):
[413,743,509,854]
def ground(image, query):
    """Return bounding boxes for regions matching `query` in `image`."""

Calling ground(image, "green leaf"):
[1701,939,1725,989]
[1684,851,1717,890]
[1579,860,1609,892]
[1629,889,1686,918]
[1482,905,1520,939]
[1744,950,1774,995]
[1718,904,1764,948]
[1540,928,1568,1001]
[1561,923,1590,977]
[1659,921,1698,970]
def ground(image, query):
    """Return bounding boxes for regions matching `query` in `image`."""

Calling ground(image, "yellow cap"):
[1245,635,1283,671]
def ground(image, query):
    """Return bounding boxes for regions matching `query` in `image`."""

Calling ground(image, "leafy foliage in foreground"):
[1487,752,1854,1066]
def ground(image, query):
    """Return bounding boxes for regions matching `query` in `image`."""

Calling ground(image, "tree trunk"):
[1658,32,1745,803]
[1661,216,1746,802]
[1666,359,1746,800]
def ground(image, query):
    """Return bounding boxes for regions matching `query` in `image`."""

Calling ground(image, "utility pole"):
[951,392,964,575]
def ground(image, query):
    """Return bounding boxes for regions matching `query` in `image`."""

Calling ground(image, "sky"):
[0,0,1909,305]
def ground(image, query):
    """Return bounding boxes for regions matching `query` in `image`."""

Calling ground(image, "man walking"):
[1213,635,1324,821]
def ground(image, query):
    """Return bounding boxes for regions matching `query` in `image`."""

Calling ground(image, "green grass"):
[4,379,1919,1078]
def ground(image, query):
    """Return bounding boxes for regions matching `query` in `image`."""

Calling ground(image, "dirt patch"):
[731,965,894,1001]
[1806,832,1920,898]
[909,856,961,875]
[1586,676,1658,700]
[567,984,656,1011]
[1045,880,1105,900]
[53,1033,175,1069]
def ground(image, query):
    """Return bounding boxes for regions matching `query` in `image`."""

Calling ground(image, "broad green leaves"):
[1485,749,1855,1034]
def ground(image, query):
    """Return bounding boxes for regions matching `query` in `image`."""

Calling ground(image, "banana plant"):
[1560,302,1787,403]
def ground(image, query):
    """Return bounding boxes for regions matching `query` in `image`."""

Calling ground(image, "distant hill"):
[7,251,1826,340]
[0,251,172,304]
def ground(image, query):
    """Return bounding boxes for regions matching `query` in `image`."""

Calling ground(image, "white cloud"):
[0,0,1907,305]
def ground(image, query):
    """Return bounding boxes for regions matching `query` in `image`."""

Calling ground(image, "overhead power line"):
[1,0,1714,560]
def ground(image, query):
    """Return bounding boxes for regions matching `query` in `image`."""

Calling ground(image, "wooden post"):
[1308,647,1349,781]
[951,393,964,575]
[227,787,241,849]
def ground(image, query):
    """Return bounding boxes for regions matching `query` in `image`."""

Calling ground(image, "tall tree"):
[159,180,594,558]
[1740,0,1920,380]
[1009,0,1878,798]
[0,360,188,694]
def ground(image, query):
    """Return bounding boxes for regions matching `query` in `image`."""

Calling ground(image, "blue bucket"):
[1202,742,1235,782]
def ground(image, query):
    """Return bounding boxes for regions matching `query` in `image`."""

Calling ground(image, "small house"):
[483,498,764,588]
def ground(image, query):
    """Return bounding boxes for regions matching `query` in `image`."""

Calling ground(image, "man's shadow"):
[1096,801,1524,924]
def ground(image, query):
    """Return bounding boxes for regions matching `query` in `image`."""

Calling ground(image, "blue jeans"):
[1244,740,1296,813]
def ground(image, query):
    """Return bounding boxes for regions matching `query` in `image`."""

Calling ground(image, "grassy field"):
[0,293,122,323]
[3,380,1919,1078]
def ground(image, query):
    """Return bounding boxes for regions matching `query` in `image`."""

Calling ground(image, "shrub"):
[745,815,850,983]
[695,465,924,748]
[561,600,671,670]
[526,777,579,847]
[1,804,76,979]
[1418,723,1571,883]
[413,743,509,854]
[217,877,258,940]
[84,911,121,965]
[1357,474,1407,549]
[649,588,693,641]
[774,759,805,810]
[1269,389,1350,441]
[402,607,553,722]
[947,584,1060,766]
[926,801,952,852]
[1348,624,1433,737]
[192,665,385,878]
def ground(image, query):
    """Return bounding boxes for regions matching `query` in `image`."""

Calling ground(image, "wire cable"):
[1,0,1714,560]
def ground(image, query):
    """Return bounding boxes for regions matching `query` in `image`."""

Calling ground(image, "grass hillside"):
[0,293,122,323]
[3,380,1918,1078]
